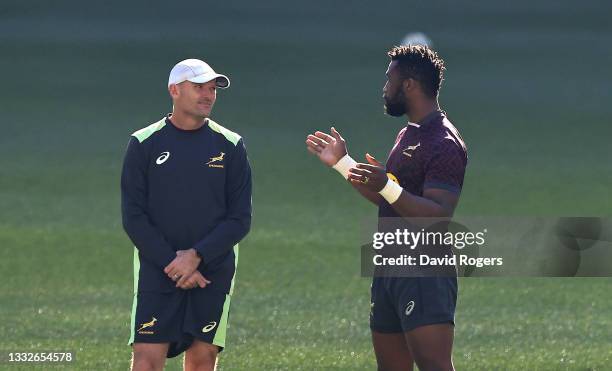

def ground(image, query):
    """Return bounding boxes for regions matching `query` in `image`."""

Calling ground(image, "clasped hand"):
[163,249,211,290]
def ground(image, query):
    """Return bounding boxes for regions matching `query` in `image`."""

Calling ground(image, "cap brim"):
[187,74,230,89]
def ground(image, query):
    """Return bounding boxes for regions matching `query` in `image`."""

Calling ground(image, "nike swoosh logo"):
[156,152,170,165]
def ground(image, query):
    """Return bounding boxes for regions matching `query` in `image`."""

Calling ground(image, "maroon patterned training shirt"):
[379,110,468,218]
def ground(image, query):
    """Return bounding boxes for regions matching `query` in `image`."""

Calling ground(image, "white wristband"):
[379,178,403,204]
[332,154,357,180]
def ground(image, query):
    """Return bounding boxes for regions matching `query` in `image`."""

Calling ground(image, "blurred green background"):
[1,0,611,369]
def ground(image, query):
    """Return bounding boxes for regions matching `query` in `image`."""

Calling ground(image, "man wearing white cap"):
[121,59,252,370]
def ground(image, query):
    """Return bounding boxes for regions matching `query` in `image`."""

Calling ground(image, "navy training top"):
[121,115,252,294]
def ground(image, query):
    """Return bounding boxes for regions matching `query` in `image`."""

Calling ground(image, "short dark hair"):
[387,45,445,98]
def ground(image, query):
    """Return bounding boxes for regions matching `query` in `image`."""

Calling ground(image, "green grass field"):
[1,1,611,369]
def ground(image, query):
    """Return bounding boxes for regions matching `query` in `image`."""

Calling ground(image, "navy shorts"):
[128,287,232,358]
[370,276,457,333]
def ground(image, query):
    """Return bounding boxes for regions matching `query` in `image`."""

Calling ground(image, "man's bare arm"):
[347,154,459,217]
[349,179,383,206]
[389,188,458,217]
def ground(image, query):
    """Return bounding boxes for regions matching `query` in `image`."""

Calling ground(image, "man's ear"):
[168,84,179,98]
[402,78,416,94]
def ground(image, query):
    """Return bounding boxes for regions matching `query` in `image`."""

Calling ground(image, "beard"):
[384,89,409,117]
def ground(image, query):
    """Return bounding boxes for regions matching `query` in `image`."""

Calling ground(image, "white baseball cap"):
[167,59,230,88]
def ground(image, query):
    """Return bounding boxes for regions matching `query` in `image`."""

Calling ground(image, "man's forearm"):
[350,182,382,205]
[390,191,452,218]
[194,216,250,264]
[122,213,177,269]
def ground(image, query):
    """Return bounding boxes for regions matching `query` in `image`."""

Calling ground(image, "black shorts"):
[128,287,232,358]
[370,276,457,333]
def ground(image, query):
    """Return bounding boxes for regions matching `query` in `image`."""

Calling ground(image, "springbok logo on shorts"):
[405,301,415,316]
[137,317,157,334]
[202,321,217,333]
[156,151,170,165]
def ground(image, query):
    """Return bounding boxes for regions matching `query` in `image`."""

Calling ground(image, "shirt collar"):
[407,109,444,129]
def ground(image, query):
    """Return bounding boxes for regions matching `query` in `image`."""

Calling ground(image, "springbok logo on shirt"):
[402,143,421,158]
[206,152,225,168]
[137,317,157,334]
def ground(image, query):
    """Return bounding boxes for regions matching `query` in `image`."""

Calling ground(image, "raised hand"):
[348,153,388,192]
[305,127,348,167]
